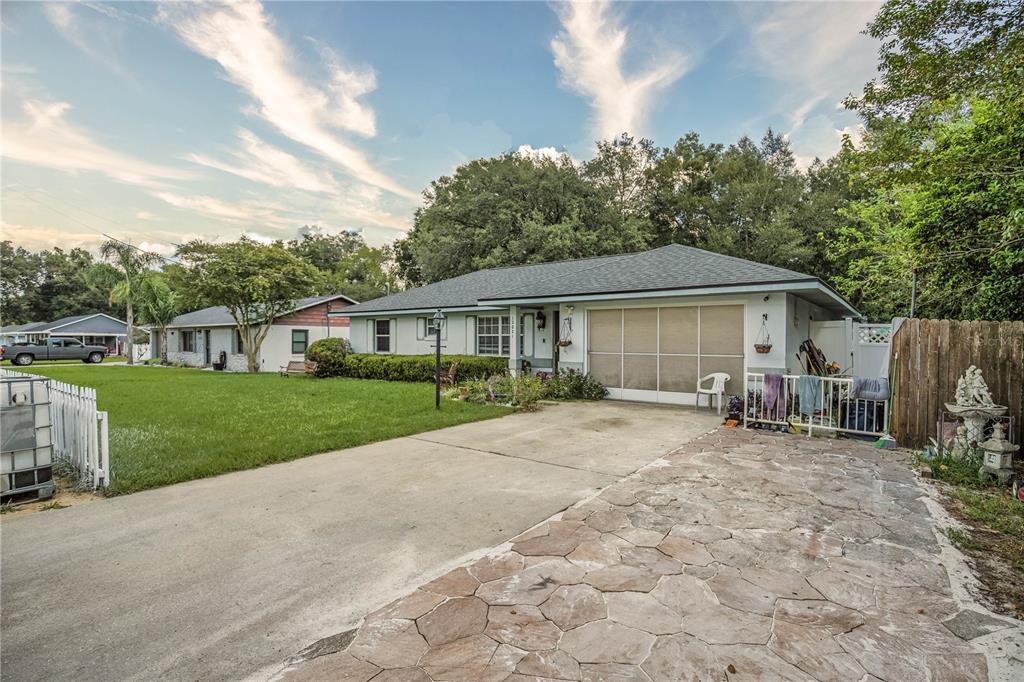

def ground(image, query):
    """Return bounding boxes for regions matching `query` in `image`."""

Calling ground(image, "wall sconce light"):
[536,310,547,330]
[763,295,770,302]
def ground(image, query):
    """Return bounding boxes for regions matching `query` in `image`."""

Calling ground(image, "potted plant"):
[754,315,772,353]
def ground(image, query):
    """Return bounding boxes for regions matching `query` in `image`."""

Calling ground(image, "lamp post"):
[432,308,446,409]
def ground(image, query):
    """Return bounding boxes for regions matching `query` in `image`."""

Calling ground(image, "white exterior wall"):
[163,323,349,372]
[346,292,844,404]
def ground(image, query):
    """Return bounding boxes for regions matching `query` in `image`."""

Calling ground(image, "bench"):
[280,360,316,377]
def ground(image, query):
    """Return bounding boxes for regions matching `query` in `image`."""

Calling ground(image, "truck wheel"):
[15,354,34,366]
[88,352,104,364]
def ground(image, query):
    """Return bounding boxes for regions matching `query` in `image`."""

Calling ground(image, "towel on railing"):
[798,375,821,417]
[851,377,890,401]
[763,373,785,420]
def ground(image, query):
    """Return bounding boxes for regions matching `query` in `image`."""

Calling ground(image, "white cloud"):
[187,128,338,194]
[150,191,295,228]
[551,1,689,141]
[159,0,416,199]
[515,144,574,164]
[739,1,881,161]
[2,99,192,187]
[43,3,133,80]
[135,211,157,220]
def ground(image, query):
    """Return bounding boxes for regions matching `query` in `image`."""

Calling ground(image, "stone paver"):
[283,428,1022,681]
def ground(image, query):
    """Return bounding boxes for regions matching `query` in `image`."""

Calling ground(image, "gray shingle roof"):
[167,294,353,328]
[344,245,823,314]
[1,315,129,334]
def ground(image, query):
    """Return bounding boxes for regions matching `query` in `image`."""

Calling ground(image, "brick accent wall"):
[275,300,350,327]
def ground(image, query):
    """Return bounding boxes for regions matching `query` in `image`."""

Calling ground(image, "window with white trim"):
[417,316,447,340]
[291,329,309,354]
[375,319,391,353]
[180,330,196,352]
[477,315,510,356]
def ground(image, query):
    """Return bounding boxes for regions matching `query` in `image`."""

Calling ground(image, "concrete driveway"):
[0,401,719,682]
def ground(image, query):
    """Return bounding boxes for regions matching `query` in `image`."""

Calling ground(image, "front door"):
[203,330,211,365]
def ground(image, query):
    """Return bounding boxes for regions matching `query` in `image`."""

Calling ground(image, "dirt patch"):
[932,482,1024,619]
[0,479,101,520]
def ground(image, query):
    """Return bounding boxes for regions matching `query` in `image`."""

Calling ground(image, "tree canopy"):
[176,238,317,372]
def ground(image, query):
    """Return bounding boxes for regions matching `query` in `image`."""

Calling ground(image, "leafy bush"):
[538,369,607,401]
[306,337,353,377]
[919,447,986,487]
[329,353,507,382]
[460,374,546,409]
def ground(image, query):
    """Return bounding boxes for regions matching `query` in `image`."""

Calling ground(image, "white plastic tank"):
[1,371,55,500]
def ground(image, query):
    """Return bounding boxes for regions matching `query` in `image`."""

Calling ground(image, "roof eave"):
[478,279,823,305]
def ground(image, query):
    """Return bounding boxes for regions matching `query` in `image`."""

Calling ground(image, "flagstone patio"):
[279,427,1021,682]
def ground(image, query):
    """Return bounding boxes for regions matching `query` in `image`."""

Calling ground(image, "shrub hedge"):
[305,337,353,377]
[328,353,508,382]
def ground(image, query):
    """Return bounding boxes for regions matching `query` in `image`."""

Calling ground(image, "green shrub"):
[306,337,353,377]
[461,374,546,409]
[539,369,607,401]
[332,353,507,382]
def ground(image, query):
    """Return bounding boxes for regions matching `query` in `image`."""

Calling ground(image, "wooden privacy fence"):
[49,379,110,489]
[890,319,1024,448]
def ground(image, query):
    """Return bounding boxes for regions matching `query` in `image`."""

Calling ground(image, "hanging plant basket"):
[557,339,573,348]
[754,314,772,354]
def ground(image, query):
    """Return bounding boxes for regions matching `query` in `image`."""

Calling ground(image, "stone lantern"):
[978,422,1019,484]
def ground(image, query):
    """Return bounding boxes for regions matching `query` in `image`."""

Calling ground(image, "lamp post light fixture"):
[433,309,446,409]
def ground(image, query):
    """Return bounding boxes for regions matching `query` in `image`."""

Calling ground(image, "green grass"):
[23,365,511,495]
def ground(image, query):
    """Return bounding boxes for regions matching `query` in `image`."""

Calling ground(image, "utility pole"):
[910,266,917,318]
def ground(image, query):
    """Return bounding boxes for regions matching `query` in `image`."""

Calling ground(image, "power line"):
[3,186,182,265]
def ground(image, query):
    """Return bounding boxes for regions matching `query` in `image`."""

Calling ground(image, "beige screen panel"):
[659,307,699,354]
[699,305,744,355]
[589,309,622,353]
[623,308,658,353]
[659,355,699,393]
[623,355,658,390]
[589,353,622,388]
[698,356,744,391]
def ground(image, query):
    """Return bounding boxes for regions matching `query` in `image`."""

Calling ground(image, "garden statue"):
[978,422,1019,484]
[945,365,1007,444]
[946,424,971,459]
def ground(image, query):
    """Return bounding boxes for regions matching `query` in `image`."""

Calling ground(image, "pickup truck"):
[0,338,107,366]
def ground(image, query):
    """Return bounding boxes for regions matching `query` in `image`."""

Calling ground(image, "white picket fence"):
[49,379,110,489]
[744,372,889,438]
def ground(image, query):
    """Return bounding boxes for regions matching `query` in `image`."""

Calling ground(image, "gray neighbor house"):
[0,314,135,355]
[334,244,867,405]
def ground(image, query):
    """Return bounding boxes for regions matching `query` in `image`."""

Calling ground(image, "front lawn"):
[24,366,510,495]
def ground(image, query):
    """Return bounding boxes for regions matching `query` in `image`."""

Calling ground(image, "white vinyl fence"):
[744,373,889,438]
[49,379,110,489]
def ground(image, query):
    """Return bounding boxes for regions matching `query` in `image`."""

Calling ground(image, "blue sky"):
[1,1,881,254]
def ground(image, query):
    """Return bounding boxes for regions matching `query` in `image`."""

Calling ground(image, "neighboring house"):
[157,294,354,371]
[0,314,135,355]
[335,244,864,405]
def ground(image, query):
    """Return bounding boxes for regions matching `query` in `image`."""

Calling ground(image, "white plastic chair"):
[696,373,730,414]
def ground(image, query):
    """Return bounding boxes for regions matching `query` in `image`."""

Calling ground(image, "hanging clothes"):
[851,377,890,401]
[799,375,822,417]
[763,373,786,420]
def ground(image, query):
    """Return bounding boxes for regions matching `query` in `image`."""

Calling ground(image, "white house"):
[334,245,874,405]
[157,294,354,371]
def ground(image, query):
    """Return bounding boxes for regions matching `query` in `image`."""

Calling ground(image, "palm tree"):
[100,240,159,365]
[138,274,179,364]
